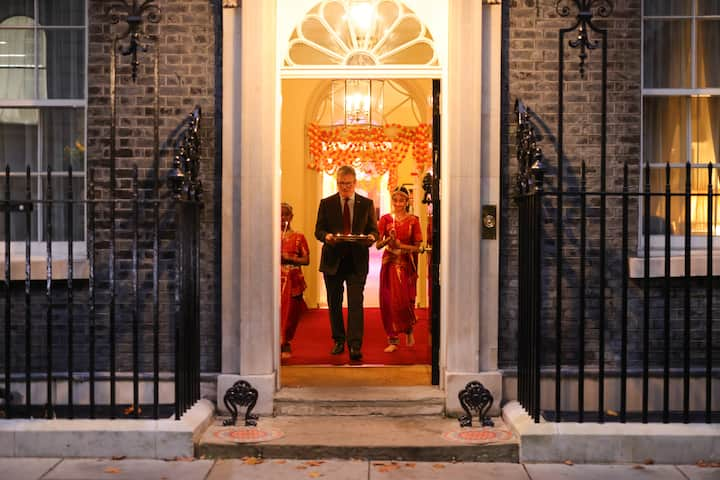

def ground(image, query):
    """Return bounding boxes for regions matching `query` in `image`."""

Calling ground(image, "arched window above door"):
[285,0,438,67]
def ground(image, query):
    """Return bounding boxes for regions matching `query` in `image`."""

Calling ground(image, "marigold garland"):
[307,122,432,191]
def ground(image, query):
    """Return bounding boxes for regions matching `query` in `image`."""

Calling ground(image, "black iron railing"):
[515,98,718,424]
[0,108,202,420]
[514,0,717,426]
[514,100,545,424]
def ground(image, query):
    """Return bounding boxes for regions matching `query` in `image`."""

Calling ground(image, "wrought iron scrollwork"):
[556,0,613,77]
[458,381,495,428]
[222,380,259,427]
[168,107,203,201]
[514,100,545,197]
[107,0,161,82]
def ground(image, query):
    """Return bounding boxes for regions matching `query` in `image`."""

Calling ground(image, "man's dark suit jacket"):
[315,192,379,276]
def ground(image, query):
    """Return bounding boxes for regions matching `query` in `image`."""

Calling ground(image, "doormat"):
[213,426,284,443]
[441,427,514,444]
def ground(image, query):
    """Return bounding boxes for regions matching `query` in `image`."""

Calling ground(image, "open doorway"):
[279,78,437,386]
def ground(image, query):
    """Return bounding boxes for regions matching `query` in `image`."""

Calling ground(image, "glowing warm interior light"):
[349,2,374,33]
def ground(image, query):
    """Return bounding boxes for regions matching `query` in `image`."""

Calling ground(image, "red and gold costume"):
[281,231,309,345]
[378,213,422,344]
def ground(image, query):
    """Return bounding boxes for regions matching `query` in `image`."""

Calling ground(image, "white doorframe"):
[218,0,503,416]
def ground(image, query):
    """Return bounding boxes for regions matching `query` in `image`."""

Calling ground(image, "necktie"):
[343,197,351,234]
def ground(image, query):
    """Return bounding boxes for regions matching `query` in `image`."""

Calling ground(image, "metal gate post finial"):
[556,0,614,78]
[458,381,495,428]
[222,380,259,427]
[106,0,161,82]
[514,100,545,197]
[531,151,546,193]
[168,107,203,201]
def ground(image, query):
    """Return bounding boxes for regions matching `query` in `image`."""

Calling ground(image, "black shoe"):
[330,342,345,355]
[349,347,362,361]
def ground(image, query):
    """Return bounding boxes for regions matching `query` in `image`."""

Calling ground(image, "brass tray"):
[335,234,371,242]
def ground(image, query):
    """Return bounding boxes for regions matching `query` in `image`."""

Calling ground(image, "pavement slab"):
[524,464,689,480]
[676,465,720,480]
[206,458,369,480]
[367,461,530,479]
[0,458,61,480]
[41,458,214,480]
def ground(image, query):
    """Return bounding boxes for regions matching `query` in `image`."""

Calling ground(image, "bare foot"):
[383,344,398,353]
[406,332,415,346]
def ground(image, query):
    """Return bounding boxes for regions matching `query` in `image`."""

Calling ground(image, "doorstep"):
[274,386,445,416]
[0,399,214,459]
[197,414,519,462]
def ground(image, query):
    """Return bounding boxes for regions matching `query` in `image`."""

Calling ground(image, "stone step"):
[197,415,519,462]
[273,386,445,416]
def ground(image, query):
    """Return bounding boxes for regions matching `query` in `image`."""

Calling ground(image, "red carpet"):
[283,307,431,366]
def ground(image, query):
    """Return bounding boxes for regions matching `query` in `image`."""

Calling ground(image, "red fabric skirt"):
[379,258,417,340]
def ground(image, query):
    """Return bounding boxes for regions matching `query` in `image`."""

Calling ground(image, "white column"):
[479,1,502,373]
[443,0,502,415]
[218,0,278,414]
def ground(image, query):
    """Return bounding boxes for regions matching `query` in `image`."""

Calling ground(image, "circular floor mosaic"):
[441,427,514,444]
[213,426,284,444]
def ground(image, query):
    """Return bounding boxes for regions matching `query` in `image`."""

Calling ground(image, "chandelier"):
[331,79,384,126]
[309,77,431,191]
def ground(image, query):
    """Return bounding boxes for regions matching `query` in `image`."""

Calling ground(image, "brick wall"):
[500,0,720,374]
[84,0,221,373]
[1,1,222,382]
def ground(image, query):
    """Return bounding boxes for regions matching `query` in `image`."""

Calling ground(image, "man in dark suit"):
[315,165,378,361]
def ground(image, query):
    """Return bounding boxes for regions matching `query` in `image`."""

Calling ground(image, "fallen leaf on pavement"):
[305,460,325,466]
[632,465,645,470]
[296,465,308,470]
[242,456,263,465]
[563,460,574,466]
[111,456,125,461]
[432,464,446,469]
[643,458,654,465]
[123,405,142,415]
[104,466,122,474]
[405,463,416,467]
[378,465,400,472]
[308,472,323,478]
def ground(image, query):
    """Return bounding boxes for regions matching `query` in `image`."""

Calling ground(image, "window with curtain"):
[643,0,720,239]
[0,0,86,245]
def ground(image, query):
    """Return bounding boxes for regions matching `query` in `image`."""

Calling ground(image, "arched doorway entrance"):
[280,77,438,385]
[218,0,503,417]
[278,0,441,387]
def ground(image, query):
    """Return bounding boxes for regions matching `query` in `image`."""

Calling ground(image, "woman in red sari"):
[376,187,423,353]
[280,203,309,359]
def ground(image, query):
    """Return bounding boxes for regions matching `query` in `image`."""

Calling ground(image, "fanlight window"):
[286,0,438,67]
